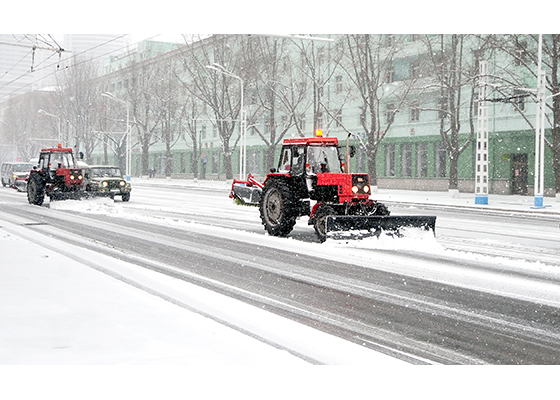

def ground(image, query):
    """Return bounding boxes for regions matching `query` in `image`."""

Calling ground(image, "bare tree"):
[179,92,203,179]
[422,34,480,192]
[121,54,166,176]
[55,56,103,162]
[177,35,245,180]
[156,58,184,177]
[292,38,341,133]
[1,91,55,163]
[240,36,310,171]
[338,34,415,187]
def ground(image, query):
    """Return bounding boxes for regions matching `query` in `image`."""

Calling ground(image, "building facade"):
[18,34,558,195]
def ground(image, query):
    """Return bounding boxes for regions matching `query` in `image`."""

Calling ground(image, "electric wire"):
[0,34,142,102]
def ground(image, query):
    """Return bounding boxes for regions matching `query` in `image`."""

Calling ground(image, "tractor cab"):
[37,148,76,179]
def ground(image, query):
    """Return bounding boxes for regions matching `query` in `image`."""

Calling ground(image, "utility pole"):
[475,60,489,205]
[533,34,548,208]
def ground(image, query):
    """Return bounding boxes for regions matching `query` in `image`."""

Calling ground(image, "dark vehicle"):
[1,162,33,191]
[83,165,131,201]
[230,130,436,241]
[27,145,84,205]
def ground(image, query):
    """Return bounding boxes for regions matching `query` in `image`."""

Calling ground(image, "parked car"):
[83,165,131,201]
[1,162,33,191]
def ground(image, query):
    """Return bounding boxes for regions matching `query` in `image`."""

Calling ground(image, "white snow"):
[2,179,560,398]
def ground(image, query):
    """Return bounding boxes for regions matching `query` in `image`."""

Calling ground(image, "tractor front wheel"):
[259,179,297,237]
[27,173,45,206]
[313,204,335,242]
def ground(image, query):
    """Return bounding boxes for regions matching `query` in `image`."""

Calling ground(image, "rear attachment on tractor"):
[230,174,263,206]
[326,215,436,241]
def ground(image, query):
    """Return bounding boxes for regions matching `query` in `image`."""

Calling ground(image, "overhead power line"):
[0,34,131,102]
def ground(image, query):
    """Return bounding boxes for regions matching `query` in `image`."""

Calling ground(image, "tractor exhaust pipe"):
[345,133,351,173]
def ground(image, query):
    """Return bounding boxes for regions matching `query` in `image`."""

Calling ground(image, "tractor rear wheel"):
[27,173,45,206]
[259,179,297,237]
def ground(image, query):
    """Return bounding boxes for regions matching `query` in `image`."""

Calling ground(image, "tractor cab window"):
[307,145,342,174]
[49,152,73,169]
[278,147,292,173]
[38,154,49,170]
[291,146,305,176]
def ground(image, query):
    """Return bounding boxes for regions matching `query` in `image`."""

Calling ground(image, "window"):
[298,114,306,132]
[248,150,261,175]
[307,145,342,174]
[513,41,527,66]
[410,101,420,122]
[512,89,527,112]
[410,60,421,79]
[265,119,272,134]
[335,75,343,94]
[435,142,447,177]
[334,109,342,127]
[278,148,291,173]
[180,153,186,173]
[317,46,325,67]
[385,66,395,83]
[317,112,324,129]
[402,144,413,177]
[386,103,395,124]
[417,143,428,177]
[212,153,219,174]
[385,144,395,177]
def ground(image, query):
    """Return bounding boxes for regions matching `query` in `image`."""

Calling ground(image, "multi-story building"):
[33,35,560,195]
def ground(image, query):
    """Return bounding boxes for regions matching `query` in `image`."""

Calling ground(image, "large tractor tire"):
[259,179,297,237]
[27,173,46,206]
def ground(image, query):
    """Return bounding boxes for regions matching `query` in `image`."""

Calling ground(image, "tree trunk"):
[449,151,459,190]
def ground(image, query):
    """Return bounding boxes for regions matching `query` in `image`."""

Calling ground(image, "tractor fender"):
[309,202,323,221]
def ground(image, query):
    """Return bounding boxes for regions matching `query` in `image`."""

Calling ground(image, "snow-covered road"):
[2,179,560,367]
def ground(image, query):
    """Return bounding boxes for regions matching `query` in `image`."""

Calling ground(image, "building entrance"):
[511,153,528,195]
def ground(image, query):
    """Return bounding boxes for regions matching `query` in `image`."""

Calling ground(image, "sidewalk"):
[133,177,560,216]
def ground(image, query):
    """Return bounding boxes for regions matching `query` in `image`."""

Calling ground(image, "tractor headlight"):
[78,174,83,180]
[102,181,108,187]
[119,180,126,187]
[70,174,75,180]
[363,185,370,193]
[352,185,359,194]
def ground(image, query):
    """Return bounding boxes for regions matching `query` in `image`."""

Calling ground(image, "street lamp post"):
[37,109,61,144]
[205,63,246,180]
[102,92,131,182]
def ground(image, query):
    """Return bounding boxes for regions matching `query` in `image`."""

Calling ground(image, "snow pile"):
[327,228,445,253]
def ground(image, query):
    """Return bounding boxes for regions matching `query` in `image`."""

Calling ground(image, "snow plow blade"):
[326,215,436,240]
[229,174,263,206]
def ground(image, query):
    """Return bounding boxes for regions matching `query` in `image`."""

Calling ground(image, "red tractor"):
[27,145,84,206]
[230,132,436,241]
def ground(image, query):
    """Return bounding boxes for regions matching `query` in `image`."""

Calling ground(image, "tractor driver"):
[307,146,330,174]
[50,153,66,169]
